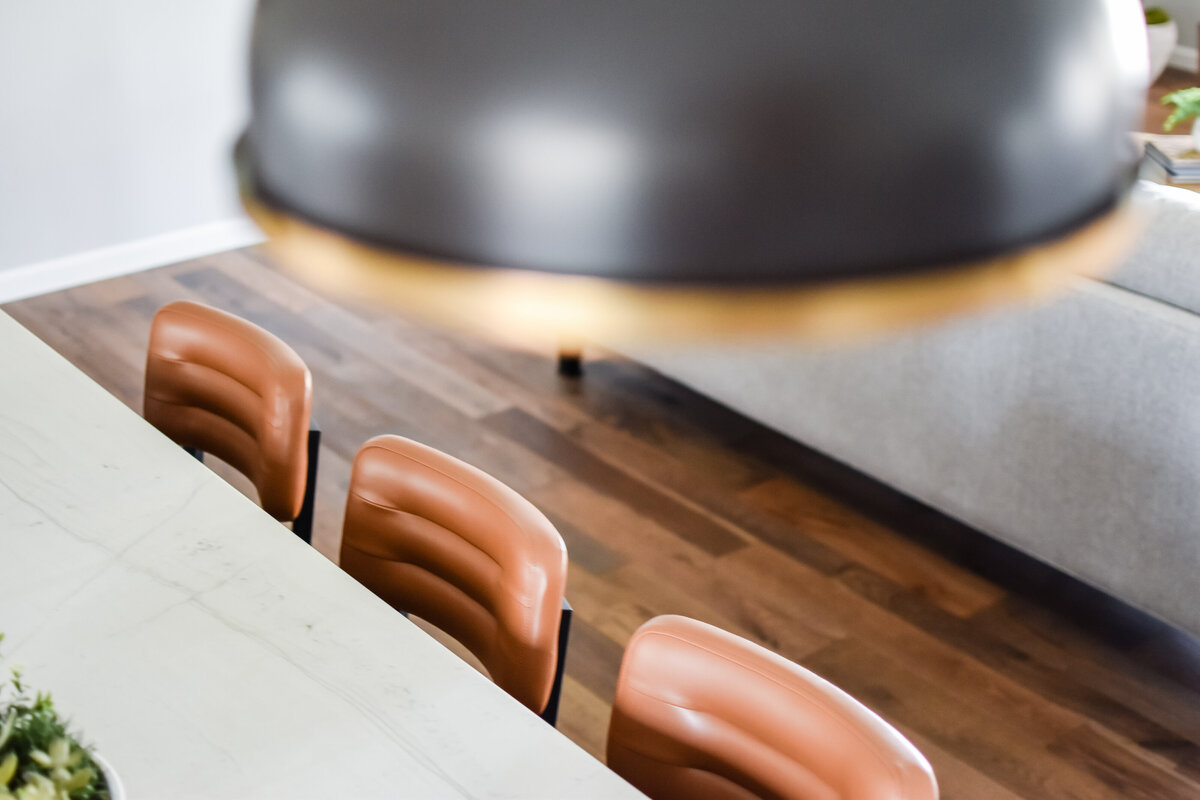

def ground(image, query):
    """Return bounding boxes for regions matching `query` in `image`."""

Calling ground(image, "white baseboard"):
[1170,43,1199,72]
[0,218,266,304]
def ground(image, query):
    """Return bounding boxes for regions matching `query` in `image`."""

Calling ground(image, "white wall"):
[0,1,262,301]
[1154,0,1200,67]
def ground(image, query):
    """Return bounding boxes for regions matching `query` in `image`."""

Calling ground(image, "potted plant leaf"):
[1163,86,1200,151]
[0,637,119,800]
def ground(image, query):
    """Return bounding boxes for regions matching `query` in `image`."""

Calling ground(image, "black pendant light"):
[237,0,1149,346]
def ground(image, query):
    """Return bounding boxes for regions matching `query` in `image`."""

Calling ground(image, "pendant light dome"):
[238,0,1148,346]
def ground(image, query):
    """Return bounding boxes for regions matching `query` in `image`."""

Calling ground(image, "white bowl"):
[91,753,125,800]
[1147,19,1177,84]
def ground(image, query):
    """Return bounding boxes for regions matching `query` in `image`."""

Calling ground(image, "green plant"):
[1163,87,1200,131]
[1145,6,1172,25]
[0,637,108,800]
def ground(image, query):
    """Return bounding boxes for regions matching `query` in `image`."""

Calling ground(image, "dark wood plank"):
[483,407,750,557]
[801,638,1124,800]
[742,475,1002,614]
[556,676,611,762]
[573,419,850,575]
[562,614,625,705]
[1048,723,1200,800]
[544,511,628,576]
[837,564,1200,783]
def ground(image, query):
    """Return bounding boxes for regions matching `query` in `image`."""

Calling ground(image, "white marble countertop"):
[0,311,641,799]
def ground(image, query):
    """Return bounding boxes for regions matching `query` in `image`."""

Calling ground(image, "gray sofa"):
[623,181,1200,636]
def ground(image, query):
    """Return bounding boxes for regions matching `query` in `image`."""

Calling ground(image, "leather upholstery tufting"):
[607,615,938,800]
[145,300,312,521]
[339,435,568,715]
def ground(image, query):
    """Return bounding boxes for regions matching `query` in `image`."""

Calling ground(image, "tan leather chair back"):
[145,301,312,521]
[608,615,939,800]
[339,435,568,714]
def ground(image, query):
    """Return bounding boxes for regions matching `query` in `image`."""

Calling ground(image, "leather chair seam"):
[341,540,499,617]
[145,395,262,443]
[356,442,543,551]
[342,503,504,573]
[629,629,909,783]
[147,355,268,401]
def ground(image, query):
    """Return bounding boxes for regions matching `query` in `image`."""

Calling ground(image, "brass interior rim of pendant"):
[241,193,1143,351]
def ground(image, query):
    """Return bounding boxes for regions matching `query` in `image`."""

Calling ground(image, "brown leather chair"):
[145,300,319,542]
[339,434,571,724]
[607,615,939,800]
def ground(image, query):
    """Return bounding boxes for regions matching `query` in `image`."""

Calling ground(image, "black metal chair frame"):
[540,597,572,727]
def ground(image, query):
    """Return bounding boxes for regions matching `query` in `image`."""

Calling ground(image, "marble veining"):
[0,312,642,799]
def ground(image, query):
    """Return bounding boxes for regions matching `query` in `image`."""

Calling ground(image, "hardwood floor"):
[7,244,1200,799]
[6,70,1200,798]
